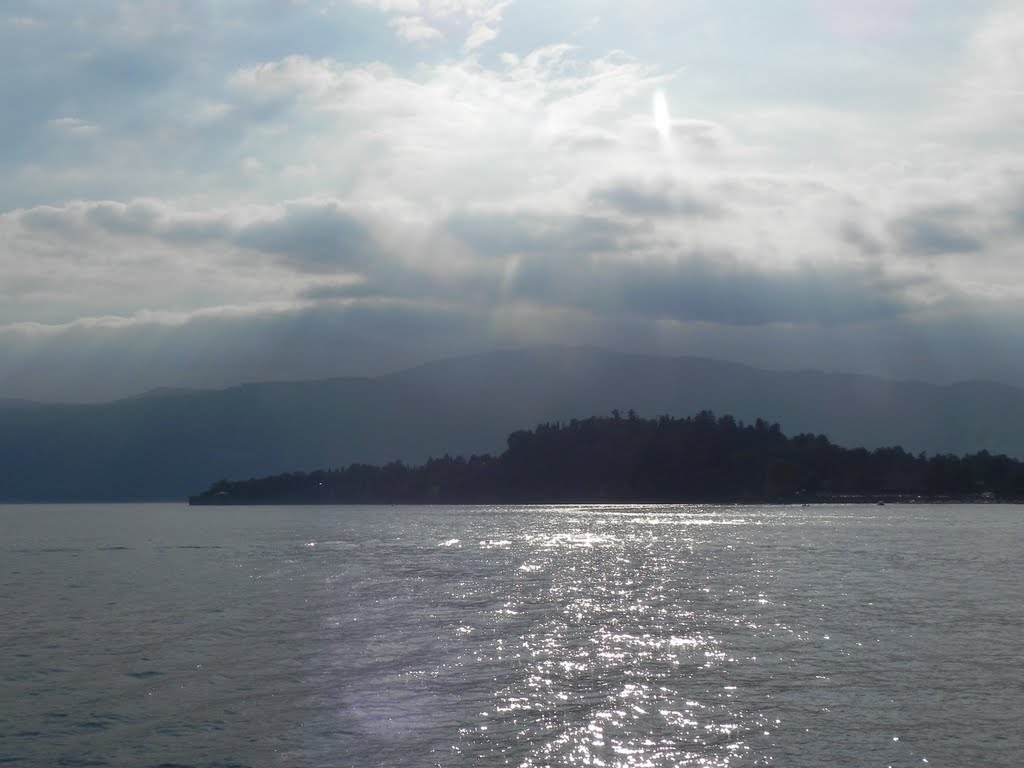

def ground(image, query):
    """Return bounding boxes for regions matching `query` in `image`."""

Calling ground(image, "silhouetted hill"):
[3,346,1024,501]
[190,412,1024,505]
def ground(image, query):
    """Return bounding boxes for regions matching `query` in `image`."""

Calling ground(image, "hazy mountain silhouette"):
[0,398,49,409]
[2,346,1024,501]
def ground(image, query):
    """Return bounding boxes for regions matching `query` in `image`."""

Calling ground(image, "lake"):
[2,503,1021,767]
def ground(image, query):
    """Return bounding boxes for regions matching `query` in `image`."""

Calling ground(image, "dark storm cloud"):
[892,206,984,255]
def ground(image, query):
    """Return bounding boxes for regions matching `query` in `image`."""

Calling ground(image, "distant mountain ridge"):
[0,398,49,409]
[2,346,1024,501]
[117,386,206,402]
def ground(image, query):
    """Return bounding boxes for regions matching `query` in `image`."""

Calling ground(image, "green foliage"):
[190,412,1024,504]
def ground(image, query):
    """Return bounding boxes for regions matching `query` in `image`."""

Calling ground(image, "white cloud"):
[229,55,341,101]
[47,117,98,135]
[0,199,322,326]
[463,20,498,51]
[218,46,667,209]
[352,0,419,11]
[389,15,443,42]
[352,0,513,49]
[935,4,1024,138]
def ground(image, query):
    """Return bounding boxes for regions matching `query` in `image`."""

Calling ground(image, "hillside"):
[3,346,1024,501]
[190,412,1024,505]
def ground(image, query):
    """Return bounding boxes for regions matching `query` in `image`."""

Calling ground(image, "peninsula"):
[189,412,1024,505]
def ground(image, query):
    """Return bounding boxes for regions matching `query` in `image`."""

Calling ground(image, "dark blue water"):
[2,503,1021,766]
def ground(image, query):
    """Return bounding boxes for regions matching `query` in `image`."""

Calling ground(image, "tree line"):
[189,411,1024,504]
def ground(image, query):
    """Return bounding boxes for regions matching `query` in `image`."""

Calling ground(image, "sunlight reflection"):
[529,531,619,548]
[478,539,512,549]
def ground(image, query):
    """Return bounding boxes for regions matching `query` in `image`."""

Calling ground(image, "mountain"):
[3,346,1024,501]
[0,398,49,409]
[118,386,205,401]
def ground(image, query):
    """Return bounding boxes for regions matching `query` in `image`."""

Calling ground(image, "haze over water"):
[2,503,1021,767]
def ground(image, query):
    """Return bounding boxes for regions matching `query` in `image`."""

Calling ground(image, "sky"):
[1,0,1023,401]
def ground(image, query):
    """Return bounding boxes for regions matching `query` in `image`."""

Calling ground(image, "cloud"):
[549,126,621,152]
[388,15,442,42]
[590,178,724,218]
[1011,188,1024,232]
[4,143,1013,344]
[939,4,1024,137]
[300,280,383,301]
[1,200,320,326]
[47,117,99,135]
[464,19,499,51]
[504,248,912,327]
[840,221,883,256]
[234,202,379,273]
[1,2,1023,401]
[892,205,984,256]
[352,0,513,49]
[3,198,388,325]
[446,211,627,258]
[213,46,669,214]
[229,55,340,103]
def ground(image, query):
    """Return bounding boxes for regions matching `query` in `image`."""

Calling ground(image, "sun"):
[652,89,676,156]
[653,90,672,144]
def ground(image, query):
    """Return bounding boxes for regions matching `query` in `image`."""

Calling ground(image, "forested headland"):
[188,411,1024,505]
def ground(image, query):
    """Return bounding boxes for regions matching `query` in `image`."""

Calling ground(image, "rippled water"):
[2,503,1021,767]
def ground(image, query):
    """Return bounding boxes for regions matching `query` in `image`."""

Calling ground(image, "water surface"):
[2,503,1021,766]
